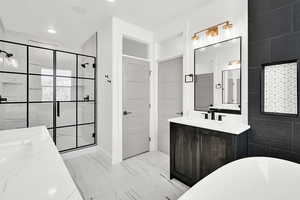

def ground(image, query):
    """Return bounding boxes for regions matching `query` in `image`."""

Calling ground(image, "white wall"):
[97,19,113,157]
[0,18,5,37]
[157,33,184,62]
[155,0,248,125]
[80,33,97,57]
[96,17,155,164]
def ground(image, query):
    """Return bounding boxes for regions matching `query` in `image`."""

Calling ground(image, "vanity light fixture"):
[229,60,241,65]
[206,26,219,37]
[192,21,233,41]
[192,33,200,41]
[223,21,233,30]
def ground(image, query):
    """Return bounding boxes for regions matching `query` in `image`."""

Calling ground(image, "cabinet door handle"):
[57,101,60,117]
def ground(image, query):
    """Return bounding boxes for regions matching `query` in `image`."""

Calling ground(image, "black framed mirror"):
[194,37,242,114]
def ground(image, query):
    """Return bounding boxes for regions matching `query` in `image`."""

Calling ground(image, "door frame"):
[111,28,155,163]
[122,55,151,159]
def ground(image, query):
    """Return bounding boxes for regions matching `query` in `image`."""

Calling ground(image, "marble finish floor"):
[64,151,189,200]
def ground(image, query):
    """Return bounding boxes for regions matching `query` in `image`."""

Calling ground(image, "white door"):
[158,57,183,154]
[123,56,150,159]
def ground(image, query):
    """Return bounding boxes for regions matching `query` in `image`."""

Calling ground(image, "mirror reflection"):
[194,37,241,113]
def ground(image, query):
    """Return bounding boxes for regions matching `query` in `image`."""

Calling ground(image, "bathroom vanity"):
[169,117,250,186]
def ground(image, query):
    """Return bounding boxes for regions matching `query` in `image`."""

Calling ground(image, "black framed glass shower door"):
[0,40,97,152]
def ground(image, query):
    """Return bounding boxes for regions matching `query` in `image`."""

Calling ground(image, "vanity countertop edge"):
[0,126,83,200]
[168,117,251,135]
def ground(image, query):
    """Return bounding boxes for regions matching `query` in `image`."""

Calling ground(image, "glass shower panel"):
[0,42,27,73]
[48,129,53,140]
[0,73,27,102]
[56,126,76,151]
[56,102,76,127]
[29,75,53,102]
[0,104,27,130]
[78,79,94,101]
[78,124,95,146]
[29,103,53,128]
[29,47,53,75]
[78,56,95,79]
[56,77,76,101]
[56,52,76,77]
[78,102,94,124]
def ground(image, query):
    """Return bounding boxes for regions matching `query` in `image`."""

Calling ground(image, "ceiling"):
[0,0,210,50]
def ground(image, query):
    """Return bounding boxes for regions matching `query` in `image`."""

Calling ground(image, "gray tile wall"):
[249,0,300,163]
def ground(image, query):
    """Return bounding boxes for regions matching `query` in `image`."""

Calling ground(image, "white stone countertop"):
[169,117,250,135]
[0,126,83,200]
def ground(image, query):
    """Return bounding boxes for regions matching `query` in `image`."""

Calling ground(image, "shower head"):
[6,53,13,58]
[0,50,13,58]
[81,63,89,68]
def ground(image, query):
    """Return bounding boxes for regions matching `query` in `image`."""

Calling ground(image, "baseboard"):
[61,145,100,160]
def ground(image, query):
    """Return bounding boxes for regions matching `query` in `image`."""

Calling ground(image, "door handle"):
[57,101,60,117]
[123,110,132,116]
[176,112,183,116]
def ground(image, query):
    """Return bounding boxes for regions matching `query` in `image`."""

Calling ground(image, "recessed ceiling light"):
[47,28,56,34]
[106,0,116,2]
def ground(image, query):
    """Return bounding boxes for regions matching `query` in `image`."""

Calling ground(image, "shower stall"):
[0,40,97,152]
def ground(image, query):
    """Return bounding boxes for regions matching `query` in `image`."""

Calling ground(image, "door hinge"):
[149,70,152,76]
[149,104,151,109]
[149,137,151,142]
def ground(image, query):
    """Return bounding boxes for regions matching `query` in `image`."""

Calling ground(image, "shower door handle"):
[57,101,60,117]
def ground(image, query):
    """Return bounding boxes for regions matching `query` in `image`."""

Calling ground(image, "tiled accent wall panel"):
[249,0,300,163]
[264,62,298,114]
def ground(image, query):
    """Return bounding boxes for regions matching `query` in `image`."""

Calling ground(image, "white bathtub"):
[179,157,300,200]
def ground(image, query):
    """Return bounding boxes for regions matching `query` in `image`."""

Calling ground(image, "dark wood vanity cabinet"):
[170,122,248,186]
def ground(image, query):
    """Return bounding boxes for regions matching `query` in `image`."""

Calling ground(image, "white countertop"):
[168,117,250,135]
[0,126,83,200]
[179,157,300,200]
